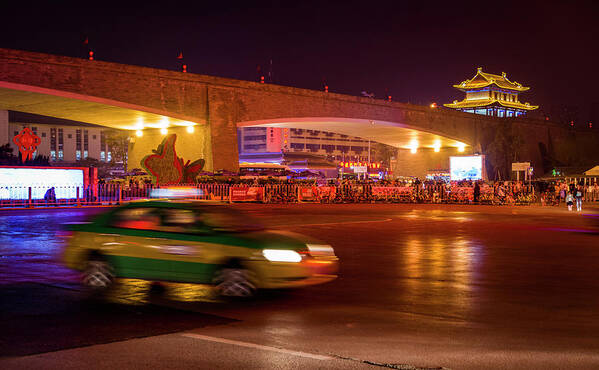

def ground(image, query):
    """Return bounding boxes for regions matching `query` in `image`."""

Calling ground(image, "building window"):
[290,143,305,150]
[50,150,56,160]
[244,135,267,141]
[41,132,46,138]
[100,131,106,154]
[83,130,89,153]
[50,128,57,152]
[100,151,105,161]
[58,150,63,160]
[322,144,335,153]
[68,134,72,139]
[243,144,266,150]
[58,128,63,152]
[93,135,97,140]
[84,150,88,159]
[107,152,112,162]
[76,129,82,152]
[76,150,81,160]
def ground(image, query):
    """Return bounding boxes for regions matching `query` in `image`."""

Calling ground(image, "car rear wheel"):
[214,267,257,298]
[82,255,114,290]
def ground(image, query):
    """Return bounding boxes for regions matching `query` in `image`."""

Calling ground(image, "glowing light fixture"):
[458,143,466,152]
[409,139,419,154]
[186,125,195,133]
[135,130,143,137]
[433,140,441,152]
[160,127,168,135]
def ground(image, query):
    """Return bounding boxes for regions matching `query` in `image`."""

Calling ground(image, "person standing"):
[566,192,574,211]
[575,186,583,211]
[473,181,480,204]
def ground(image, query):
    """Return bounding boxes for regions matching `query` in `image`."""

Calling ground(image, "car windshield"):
[194,205,264,232]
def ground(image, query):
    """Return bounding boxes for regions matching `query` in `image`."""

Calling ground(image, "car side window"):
[158,208,207,233]
[110,207,161,230]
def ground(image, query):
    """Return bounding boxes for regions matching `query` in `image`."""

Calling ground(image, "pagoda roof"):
[444,98,538,110]
[453,67,530,92]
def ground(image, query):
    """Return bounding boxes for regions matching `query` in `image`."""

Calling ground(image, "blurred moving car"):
[62,200,338,297]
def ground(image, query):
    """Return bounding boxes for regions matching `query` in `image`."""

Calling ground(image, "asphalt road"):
[1,203,599,369]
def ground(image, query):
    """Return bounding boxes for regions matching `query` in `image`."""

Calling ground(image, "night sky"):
[2,1,598,122]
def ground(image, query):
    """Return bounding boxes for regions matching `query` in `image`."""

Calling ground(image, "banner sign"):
[230,186,264,202]
[298,186,317,201]
[512,162,531,171]
[298,186,336,202]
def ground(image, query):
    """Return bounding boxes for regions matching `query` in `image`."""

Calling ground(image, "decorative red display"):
[13,127,41,162]
[141,134,205,185]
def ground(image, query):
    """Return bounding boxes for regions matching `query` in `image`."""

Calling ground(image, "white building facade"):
[1,110,113,163]
[238,127,373,163]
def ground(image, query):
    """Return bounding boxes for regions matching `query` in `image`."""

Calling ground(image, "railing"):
[0,182,567,208]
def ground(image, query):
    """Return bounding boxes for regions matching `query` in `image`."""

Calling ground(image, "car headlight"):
[262,249,302,263]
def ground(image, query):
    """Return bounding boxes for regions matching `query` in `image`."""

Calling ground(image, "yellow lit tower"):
[444,67,538,117]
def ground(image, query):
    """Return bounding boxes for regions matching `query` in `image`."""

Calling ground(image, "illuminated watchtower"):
[444,67,538,117]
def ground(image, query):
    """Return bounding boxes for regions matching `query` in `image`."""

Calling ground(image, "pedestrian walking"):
[575,186,583,211]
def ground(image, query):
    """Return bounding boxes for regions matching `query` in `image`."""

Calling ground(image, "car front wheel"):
[214,267,257,297]
[82,256,114,290]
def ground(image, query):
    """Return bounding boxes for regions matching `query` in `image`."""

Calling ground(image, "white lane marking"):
[181,333,334,360]
[278,218,393,227]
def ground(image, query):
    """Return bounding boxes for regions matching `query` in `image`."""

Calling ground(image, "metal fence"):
[0,182,561,208]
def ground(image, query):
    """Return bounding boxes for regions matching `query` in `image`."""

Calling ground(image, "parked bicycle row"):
[0,182,544,207]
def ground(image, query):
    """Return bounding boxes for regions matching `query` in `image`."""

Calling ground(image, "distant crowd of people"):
[540,181,598,211]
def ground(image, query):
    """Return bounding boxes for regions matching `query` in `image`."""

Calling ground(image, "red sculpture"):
[13,128,41,162]
[141,134,205,185]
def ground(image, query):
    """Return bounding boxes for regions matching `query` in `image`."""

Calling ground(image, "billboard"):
[0,167,85,200]
[450,156,484,181]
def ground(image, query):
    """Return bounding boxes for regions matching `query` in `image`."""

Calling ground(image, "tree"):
[485,122,524,180]
[0,143,14,159]
[104,130,129,169]
[372,142,397,167]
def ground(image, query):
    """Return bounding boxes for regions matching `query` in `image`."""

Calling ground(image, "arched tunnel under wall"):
[393,146,475,180]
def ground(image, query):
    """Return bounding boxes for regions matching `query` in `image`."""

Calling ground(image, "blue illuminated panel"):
[450,156,483,181]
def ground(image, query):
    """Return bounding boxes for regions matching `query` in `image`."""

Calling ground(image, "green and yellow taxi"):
[62,200,338,297]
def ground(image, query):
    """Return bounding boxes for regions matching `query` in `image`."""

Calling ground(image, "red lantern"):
[13,127,41,162]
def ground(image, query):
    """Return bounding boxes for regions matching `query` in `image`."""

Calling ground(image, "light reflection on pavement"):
[2,204,599,369]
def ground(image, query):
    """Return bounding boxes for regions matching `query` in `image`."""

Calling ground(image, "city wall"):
[1,48,598,177]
